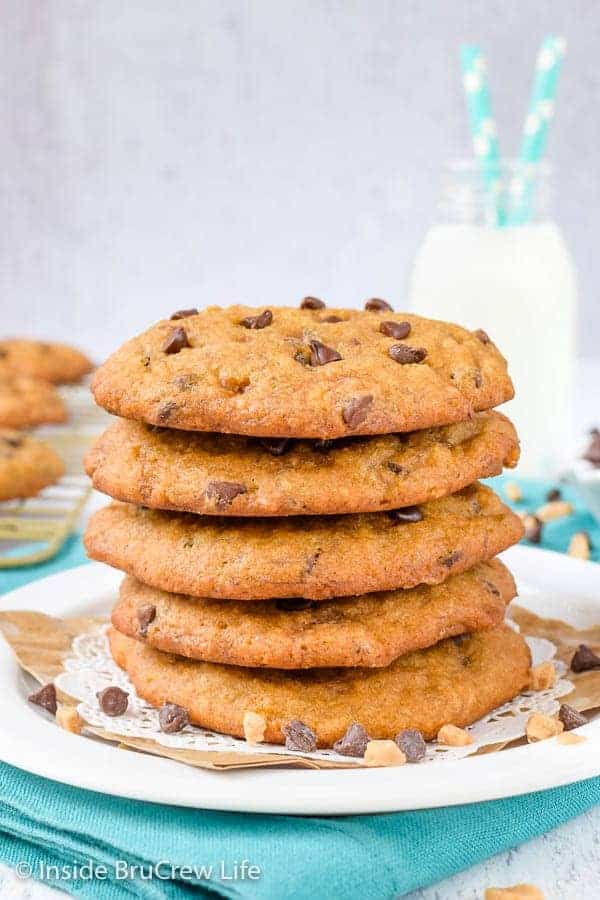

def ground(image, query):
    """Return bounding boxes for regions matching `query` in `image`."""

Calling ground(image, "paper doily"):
[55,625,573,766]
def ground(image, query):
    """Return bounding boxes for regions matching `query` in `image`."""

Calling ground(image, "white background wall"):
[0,0,598,360]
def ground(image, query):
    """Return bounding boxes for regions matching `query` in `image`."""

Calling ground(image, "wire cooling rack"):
[0,381,108,569]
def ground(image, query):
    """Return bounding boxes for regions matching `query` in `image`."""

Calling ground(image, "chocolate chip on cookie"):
[97,686,129,716]
[474,329,490,344]
[389,344,427,365]
[387,462,405,474]
[570,644,600,673]
[308,340,342,366]
[333,722,370,757]
[159,702,190,733]
[136,603,156,636]
[282,719,317,752]
[441,550,462,568]
[380,321,411,340]
[342,395,373,428]
[28,683,57,715]
[170,308,198,320]
[558,704,588,730]
[364,298,393,312]
[388,506,423,524]
[395,728,427,762]
[162,327,190,355]
[300,296,326,310]
[241,310,273,329]
[259,438,293,456]
[205,481,247,507]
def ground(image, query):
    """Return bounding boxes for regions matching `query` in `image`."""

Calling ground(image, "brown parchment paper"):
[1,608,599,772]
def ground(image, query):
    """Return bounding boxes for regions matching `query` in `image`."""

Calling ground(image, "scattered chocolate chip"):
[3,436,23,448]
[558,704,588,730]
[305,550,322,574]
[275,598,317,611]
[157,401,178,422]
[342,395,373,428]
[389,344,427,365]
[441,551,462,568]
[387,461,405,475]
[170,308,198,320]
[321,315,343,323]
[241,309,273,329]
[28,683,57,715]
[570,644,600,673]
[474,329,490,344]
[300,296,326,310]
[523,514,543,544]
[583,429,600,467]
[259,438,294,456]
[313,439,334,453]
[380,321,411,340]
[333,722,370,757]
[205,481,247,507]
[388,506,423,524]
[97,686,129,717]
[159,702,190,733]
[364,298,393,312]
[395,728,427,762]
[137,603,156,637]
[546,488,562,502]
[309,340,342,366]
[162,327,190,354]
[282,719,317,752]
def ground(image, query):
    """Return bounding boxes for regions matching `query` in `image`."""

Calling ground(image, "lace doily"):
[55,626,572,766]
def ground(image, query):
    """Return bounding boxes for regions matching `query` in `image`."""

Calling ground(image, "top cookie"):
[91,306,514,438]
[0,339,93,384]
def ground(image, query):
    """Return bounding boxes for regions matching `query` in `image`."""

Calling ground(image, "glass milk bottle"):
[409,160,577,476]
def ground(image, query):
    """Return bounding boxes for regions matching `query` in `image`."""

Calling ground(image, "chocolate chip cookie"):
[109,624,531,746]
[0,375,68,428]
[86,411,519,516]
[84,484,524,600]
[0,430,64,501]
[0,339,93,384]
[91,306,514,438]
[111,559,515,668]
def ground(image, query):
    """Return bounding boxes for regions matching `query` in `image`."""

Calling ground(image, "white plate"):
[1,545,599,816]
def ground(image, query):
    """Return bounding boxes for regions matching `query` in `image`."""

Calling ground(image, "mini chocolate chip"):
[364,298,393,312]
[205,481,247,507]
[333,722,370,757]
[342,395,373,428]
[275,598,317,611]
[570,644,600,673]
[162,327,190,354]
[157,401,178,422]
[97,686,129,717]
[282,719,317,752]
[389,344,427,365]
[322,315,343,323]
[300,296,326,309]
[241,309,273,329]
[558,704,588,730]
[388,506,423,524]
[159,702,190,733]
[395,728,427,762]
[137,603,156,637]
[380,320,411,340]
[441,551,462,568]
[474,329,490,344]
[387,461,405,474]
[546,488,562,502]
[28,683,57,715]
[259,438,294,456]
[309,340,342,366]
[4,436,23,448]
[170,308,198,319]
[523,514,543,544]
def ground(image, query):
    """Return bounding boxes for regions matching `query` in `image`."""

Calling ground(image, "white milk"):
[409,222,577,475]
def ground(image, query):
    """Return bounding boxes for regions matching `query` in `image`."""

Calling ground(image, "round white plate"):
[1,545,599,816]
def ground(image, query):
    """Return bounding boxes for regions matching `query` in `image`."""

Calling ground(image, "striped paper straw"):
[460,44,503,226]
[509,35,566,224]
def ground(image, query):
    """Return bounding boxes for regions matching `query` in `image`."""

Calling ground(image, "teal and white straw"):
[509,35,566,224]
[460,44,503,226]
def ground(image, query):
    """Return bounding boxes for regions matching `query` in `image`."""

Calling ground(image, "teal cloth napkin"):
[0,477,598,899]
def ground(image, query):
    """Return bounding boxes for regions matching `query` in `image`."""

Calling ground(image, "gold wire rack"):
[0,381,108,569]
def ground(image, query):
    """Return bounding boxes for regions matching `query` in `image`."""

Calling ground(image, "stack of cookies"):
[84,301,529,760]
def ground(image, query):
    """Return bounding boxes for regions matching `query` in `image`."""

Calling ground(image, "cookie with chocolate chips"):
[85,411,518,516]
[108,624,531,747]
[0,339,93,384]
[84,483,524,600]
[91,306,514,438]
[0,375,68,429]
[0,429,64,501]
[111,559,516,668]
